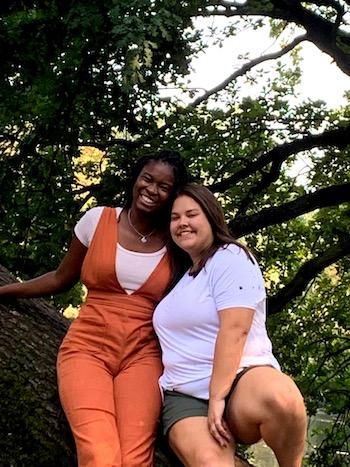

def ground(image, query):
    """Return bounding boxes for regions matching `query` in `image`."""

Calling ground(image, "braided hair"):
[124,149,190,295]
[124,149,188,209]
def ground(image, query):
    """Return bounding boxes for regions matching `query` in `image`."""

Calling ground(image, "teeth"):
[141,194,156,205]
[179,231,193,236]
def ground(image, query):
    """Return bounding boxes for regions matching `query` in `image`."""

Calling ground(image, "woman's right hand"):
[208,397,232,447]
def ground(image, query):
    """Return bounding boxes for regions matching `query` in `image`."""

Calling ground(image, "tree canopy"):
[1,1,349,464]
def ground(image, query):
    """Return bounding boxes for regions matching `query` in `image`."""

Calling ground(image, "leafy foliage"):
[1,1,350,464]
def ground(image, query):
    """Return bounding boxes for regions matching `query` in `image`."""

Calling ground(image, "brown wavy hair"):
[169,184,254,279]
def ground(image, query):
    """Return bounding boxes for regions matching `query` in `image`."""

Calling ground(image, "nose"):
[178,215,188,227]
[145,183,157,195]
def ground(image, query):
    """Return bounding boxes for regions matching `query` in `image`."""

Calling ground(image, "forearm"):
[0,235,86,301]
[209,327,248,401]
[0,271,75,299]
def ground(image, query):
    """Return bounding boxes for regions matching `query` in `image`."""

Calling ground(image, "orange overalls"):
[57,208,171,466]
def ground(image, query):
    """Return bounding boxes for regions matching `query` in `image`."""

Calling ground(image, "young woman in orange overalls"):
[0,150,188,466]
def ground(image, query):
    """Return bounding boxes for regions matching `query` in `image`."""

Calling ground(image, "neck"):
[129,208,156,231]
[190,255,200,268]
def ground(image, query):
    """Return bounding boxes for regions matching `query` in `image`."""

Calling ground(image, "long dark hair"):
[168,184,254,284]
[123,149,189,294]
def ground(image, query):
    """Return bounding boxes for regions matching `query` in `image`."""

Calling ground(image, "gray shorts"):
[162,365,272,436]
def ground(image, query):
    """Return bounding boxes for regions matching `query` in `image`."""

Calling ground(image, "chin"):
[137,200,165,215]
[176,240,194,251]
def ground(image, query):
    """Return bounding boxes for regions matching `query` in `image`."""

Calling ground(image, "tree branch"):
[229,182,350,237]
[210,124,350,193]
[268,233,350,315]
[188,34,307,108]
[235,158,284,216]
[203,0,350,76]
[81,34,307,151]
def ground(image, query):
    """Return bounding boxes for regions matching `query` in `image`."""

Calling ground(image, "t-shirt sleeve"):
[209,246,265,311]
[74,206,104,247]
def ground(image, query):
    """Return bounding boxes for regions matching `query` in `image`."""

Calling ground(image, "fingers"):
[208,399,233,447]
[208,417,232,447]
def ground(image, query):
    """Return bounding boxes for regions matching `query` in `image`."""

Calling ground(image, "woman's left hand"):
[208,398,232,447]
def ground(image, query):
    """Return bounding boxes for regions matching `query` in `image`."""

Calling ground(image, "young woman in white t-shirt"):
[153,184,307,467]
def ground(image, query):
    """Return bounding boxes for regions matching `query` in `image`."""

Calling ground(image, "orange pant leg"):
[57,352,121,467]
[114,356,163,467]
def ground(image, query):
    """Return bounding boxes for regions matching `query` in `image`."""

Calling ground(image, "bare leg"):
[169,416,236,467]
[226,367,307,467]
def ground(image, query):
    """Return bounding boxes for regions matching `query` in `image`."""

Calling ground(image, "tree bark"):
[0,265,254,467]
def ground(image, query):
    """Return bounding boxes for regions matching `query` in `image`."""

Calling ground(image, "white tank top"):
[74,206,166,294]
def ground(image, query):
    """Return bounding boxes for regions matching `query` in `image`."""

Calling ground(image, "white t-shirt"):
[74,206,166,294]
[153,244,280,399]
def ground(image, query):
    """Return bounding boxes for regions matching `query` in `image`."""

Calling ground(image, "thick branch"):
[211,124,350,193]
[230,183,350,237]
[268,234,350,314]
[203,0,350,76]
[236,159,284,217]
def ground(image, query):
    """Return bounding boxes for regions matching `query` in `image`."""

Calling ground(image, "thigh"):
[57,351,116,413]
[169,417,235,467]
[162,390,209,437]
[114,356,163,466]
[226,366,304,444]
[57,351,121,466]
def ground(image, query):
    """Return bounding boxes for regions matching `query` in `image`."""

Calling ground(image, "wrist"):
[209,389,228,401]
[210,377,235,401]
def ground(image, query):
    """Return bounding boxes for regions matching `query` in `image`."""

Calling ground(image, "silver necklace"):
[127,209,156,243]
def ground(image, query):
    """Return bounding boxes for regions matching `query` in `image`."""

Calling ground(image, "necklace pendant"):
[127,209,155,244]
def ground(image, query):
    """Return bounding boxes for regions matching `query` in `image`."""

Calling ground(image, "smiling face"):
[131,161,175,214]
[170,195,214,264]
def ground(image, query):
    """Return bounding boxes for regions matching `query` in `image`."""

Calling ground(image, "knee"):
[266,388,307,426]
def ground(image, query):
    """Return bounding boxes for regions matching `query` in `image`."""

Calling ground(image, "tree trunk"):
[0,265,254,467]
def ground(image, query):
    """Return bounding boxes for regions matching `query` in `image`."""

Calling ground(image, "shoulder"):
[209,243,255,268]
[78,206,105,221]
[208,244,262,281]
[207,244,266,305]
[74,206,106,246]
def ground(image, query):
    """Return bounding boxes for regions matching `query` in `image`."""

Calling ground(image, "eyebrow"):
[171,208,200,215]
[142,171,173,185]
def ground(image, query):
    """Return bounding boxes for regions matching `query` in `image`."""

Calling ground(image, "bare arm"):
[0,235,87,299]
[208,306,254,446]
